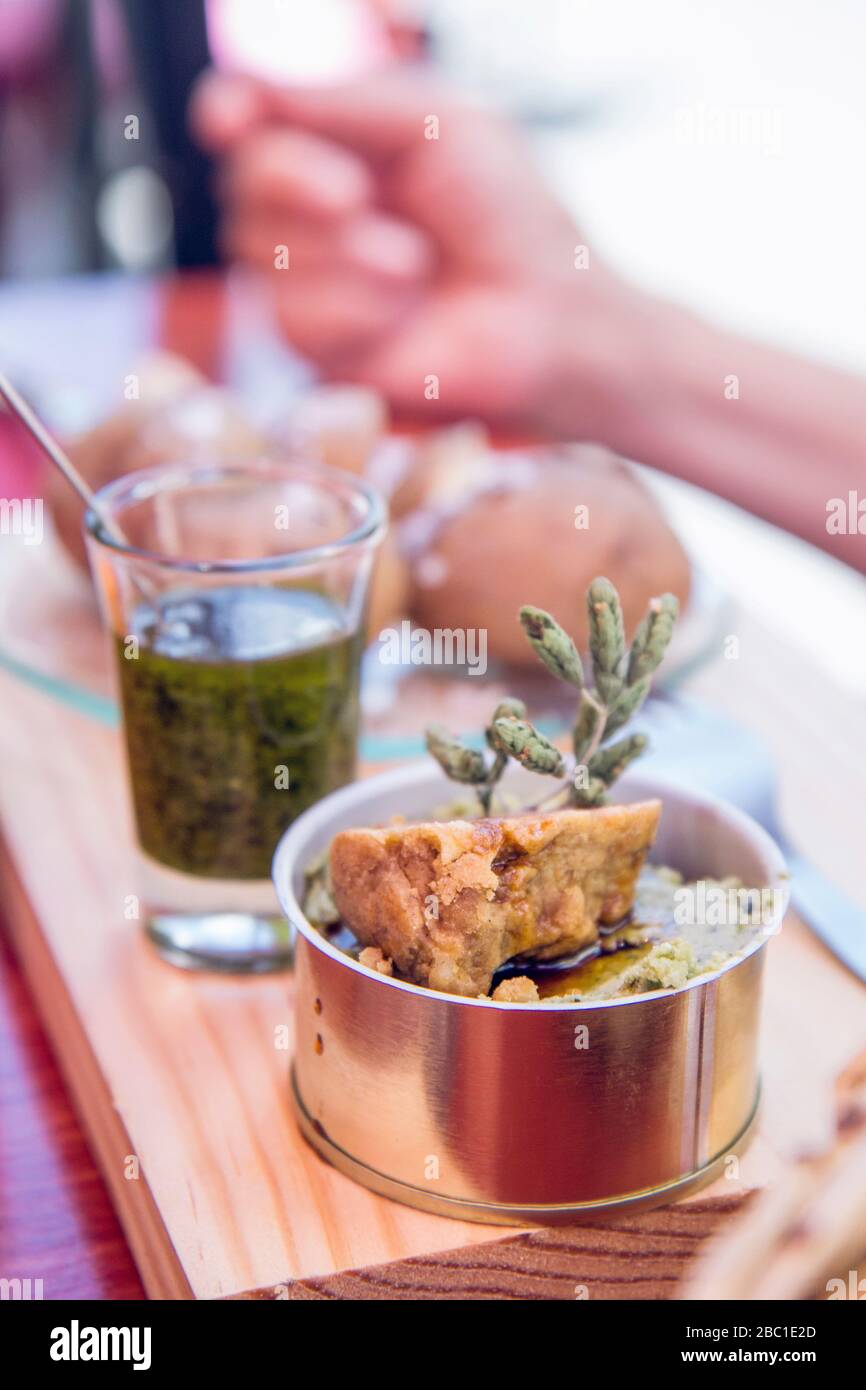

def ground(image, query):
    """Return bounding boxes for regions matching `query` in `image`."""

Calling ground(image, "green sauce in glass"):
[116,586,362,880]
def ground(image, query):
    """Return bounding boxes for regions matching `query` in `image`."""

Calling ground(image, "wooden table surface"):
[0,927,143,1298]
[1,272,865,1298]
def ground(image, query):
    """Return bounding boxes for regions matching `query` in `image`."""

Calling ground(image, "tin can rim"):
[273,762,789,1013]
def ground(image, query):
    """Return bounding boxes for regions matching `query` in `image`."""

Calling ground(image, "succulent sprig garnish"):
[425,576,678,815]
[426,697,529,815]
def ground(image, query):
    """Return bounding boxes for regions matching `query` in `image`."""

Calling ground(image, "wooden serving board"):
[1,646,865,1298]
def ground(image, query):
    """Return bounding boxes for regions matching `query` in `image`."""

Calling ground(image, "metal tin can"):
[274,765,788,1223]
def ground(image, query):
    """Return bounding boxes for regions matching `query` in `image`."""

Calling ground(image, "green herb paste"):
[117,586,361,880]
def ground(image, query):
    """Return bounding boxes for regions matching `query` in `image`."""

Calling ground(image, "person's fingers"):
[254,69,466,158]
[192,67,456,159]
[340,212,433,280]
[341,285,552,419]
[272,272,415,365]
[219,128,372,220]
[231,72,567,274]
[222,207,433,283]
[189,70,266,151]
[393,115,574,273]
[219,210,294,271]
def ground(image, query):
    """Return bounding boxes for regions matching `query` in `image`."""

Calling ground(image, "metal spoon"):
[0,368,133,550]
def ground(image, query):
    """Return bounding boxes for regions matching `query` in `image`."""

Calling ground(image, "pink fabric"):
[0,0,62,80]
[0,0,127,87]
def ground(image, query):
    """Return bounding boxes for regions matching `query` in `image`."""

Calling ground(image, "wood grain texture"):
[236,1197,754,1300]
[0,929,144,1300]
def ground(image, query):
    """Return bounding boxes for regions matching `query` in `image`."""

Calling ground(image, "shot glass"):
[85,457,385,972]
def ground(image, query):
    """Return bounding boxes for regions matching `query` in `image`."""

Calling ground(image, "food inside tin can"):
[305,850,765,1001]
[301,578,771,1001]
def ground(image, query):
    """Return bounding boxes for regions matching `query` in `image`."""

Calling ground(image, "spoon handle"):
[0,369,130,549]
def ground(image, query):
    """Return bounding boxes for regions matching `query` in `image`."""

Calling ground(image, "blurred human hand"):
[191,68,643,433]
[191,68,866,570]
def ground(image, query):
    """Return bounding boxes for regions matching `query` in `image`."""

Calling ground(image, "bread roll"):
[47,356,268,569]
[409,445,690,666]
[284,384,388,475]
[367,532,411,638]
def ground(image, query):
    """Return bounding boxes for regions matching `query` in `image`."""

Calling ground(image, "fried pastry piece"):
[330,801,661,997]
[490,976,540,1003]
[358,946,393,977]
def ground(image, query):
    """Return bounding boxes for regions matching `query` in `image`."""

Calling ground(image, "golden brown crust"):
[330,800,661,997]
[490,976,541,1003]
[358,946,394,976]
